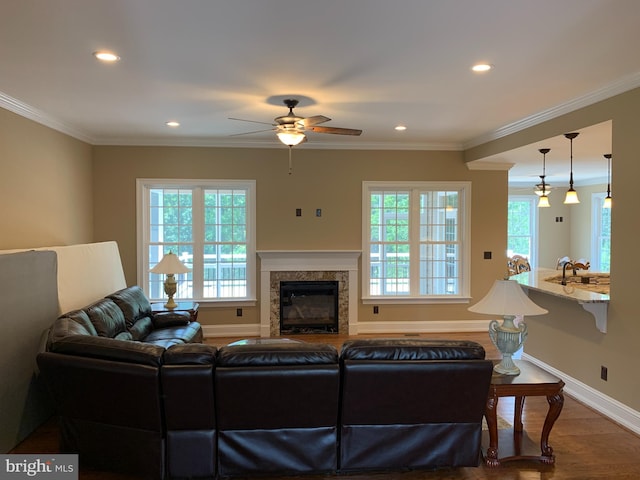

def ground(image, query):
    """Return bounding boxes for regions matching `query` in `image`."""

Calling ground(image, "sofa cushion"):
[47,309,98,348]
[127,317,154,341]
[340,338,486,361]
[84,299,127,338]
[107,286,153,328]
[217,342,338,367]
[143,322,203,346]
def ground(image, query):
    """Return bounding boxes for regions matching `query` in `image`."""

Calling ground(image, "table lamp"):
[149,251,191,309]
[468,279,548,375]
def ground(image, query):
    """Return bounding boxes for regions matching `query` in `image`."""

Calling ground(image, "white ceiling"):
[1,0,638,185]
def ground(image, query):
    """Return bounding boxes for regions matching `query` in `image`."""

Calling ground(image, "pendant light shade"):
[564,132,580,204]
[538,195,551,208]
[536,148,551,208]
[603,153,612,209]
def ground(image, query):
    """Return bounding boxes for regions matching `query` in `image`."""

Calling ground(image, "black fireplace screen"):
[279,280,339,333]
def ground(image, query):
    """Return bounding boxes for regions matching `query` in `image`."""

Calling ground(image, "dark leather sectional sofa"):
[37,286,494,479]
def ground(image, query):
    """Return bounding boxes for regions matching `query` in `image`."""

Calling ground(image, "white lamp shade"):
[603,196,612,209]
[149,251,191,274]
[468,280,547,316]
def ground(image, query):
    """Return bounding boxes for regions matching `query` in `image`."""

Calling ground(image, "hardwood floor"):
[12,332,640,479]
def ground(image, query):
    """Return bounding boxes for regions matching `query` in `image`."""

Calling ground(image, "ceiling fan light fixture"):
[536,148,551,206]
[277,130,306,146]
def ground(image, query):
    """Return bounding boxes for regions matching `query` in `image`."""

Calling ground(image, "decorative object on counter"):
[149,251,191,309]
[468,279,548,375]
[603,153,612,209]
[507,255,531,276]
[563,132,580,204]
[535,148,551,208]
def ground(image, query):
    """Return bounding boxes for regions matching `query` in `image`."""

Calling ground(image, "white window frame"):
[591,192,611,272]
[361,181,471,304]
[136,178,257,305]
[507,195,539,268]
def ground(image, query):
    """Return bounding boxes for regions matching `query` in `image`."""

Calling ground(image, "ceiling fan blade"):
[300,115,331,127]
[228,117,275,126]
[308,126,362,136]
[229,128,275,137]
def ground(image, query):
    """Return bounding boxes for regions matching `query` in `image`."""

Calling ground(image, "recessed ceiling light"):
[166,121,180,127]
[472,63,492,73]
[395,125,407,131]
[93,51,120,63]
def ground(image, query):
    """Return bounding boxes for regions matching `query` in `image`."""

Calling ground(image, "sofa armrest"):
[49,335,164,367]
[152,311,191,328]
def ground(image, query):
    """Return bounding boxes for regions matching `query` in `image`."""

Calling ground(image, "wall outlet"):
[236,308,243,317]
[296,208,302,217]
[601,365,608,381]
[373,306,379,314]
[484,251,492,259]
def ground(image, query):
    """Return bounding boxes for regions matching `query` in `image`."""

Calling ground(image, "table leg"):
[484,393,500,467]
[540,390,564,464]
[513,395,525,455]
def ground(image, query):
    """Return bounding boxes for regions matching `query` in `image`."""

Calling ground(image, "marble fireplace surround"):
[257,251,361,337]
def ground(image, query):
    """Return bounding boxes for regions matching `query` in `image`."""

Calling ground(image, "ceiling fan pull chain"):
[288,146,293,175]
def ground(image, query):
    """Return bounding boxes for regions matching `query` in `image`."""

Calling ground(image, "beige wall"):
[468,86,640,410]
[92,146,508,327]
[0,108,93,249]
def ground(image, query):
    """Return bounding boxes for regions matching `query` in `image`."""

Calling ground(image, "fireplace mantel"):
[257,250,361,337]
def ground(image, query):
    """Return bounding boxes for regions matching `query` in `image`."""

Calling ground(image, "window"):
[362,181,471,302]
[591,193,611,272]
[507,196,538,267]
[137,179,256,303]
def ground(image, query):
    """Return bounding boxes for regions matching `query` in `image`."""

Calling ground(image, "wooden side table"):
[483,360,565,467]
[151,301,199,322]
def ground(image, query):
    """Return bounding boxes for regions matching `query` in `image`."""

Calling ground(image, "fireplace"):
[280,281,339,334]
[258,251,361,337]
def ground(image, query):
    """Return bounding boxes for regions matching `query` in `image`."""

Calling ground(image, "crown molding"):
[0,91,95,144]
[464,71,640,149]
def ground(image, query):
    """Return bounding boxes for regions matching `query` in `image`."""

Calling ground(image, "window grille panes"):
[507,199,534,259]
[139,180,255,303]
[369,191,410,295]
[364,182,470,300]
[592,193,611,272]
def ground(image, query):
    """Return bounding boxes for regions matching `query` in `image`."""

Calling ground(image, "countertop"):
[510,268,609,304]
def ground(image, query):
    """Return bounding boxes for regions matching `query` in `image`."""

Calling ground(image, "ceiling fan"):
[229,98,363,147]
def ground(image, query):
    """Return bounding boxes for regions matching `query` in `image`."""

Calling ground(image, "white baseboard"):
[203,319,492,338]
[201,323,261,338]
[522,353,640,436]
[356,319,491,334]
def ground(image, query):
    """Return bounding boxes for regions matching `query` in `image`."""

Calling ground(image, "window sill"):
[150,299,257,308]
[361,296,471,305]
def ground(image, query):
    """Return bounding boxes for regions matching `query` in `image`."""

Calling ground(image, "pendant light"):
[603,153,612,209]
[536,148,551,208]
[563,132,580,204]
